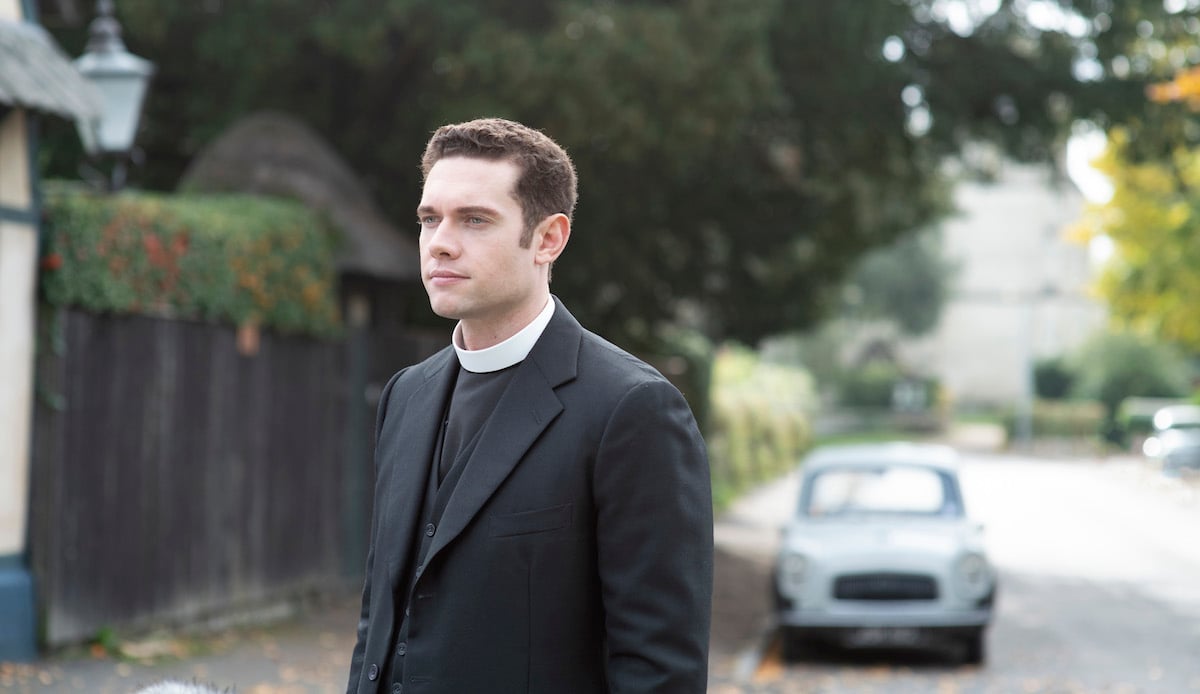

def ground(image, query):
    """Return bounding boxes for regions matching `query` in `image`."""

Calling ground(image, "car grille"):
[833,572,938,601]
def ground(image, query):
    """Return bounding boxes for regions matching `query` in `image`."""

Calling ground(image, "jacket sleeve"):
[346,368,406,694]
[593,379,714,693]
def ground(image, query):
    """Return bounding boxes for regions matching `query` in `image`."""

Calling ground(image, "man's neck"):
[453,296,555,373]
[457,293,551,351]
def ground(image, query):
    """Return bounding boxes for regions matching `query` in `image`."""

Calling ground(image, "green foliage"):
[1083,2,1200,163]
[1069,331,1193,441]
[648,326,716,434]
[1074,130,1200,352]
[1066,10,1200,360]
[39,0,1167,349]
[707,345,815,510]
[760,328,946,427]
[1002,399,1106,440]
[712,344,816,412]
[835,361,905,409]
[1034,357,1076,400]
[827,360,940,414]
[843,229,956,336]
[91,626,121,658]
[759,327,847,399]
[1070,332,1192,414]
[39,183,342,338]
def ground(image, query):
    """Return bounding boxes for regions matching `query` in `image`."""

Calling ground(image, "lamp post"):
[74,0,154,191]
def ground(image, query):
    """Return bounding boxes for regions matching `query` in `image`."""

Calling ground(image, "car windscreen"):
[801,465,961,518]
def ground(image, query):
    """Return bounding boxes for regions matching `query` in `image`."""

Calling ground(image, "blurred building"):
[907,155,1106,409]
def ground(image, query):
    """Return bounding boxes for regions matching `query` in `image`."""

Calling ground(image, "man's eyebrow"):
[416,204,503,217]
[456,205,503,217]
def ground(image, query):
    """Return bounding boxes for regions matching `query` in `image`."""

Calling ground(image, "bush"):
[836,361,902,408]
[39,182,342,338]
[706,345,815,510]
[1003,399,1106,441]
[1034,357,1075,400]
[1069,332,1193,443]
[831,360,941,422]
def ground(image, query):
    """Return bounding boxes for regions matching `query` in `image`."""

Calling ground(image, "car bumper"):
[778,604,993,629]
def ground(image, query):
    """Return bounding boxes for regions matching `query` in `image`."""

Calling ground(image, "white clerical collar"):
[453,298,555,373]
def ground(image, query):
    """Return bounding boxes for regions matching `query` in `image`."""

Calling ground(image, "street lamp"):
[73,0,154,190]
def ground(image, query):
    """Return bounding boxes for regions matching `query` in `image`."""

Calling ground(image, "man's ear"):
[534,213,570,267]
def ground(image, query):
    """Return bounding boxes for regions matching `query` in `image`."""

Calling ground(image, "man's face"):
[417,156,545,338]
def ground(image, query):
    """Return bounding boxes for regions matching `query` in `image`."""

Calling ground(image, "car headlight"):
[778,552,808,596]
[955,552,992,602]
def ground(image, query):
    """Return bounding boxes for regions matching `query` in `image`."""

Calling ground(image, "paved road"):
[5,451,1198,693]
[710,453,1200,693]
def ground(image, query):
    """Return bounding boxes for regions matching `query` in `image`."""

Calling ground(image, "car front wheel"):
[778,627,810,662]
[961,629,986,665]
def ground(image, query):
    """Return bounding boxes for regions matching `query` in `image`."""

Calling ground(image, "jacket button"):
[425,522,436,537]
[367,663,378,681]
[396,641,407,656]
[391,685,402,694]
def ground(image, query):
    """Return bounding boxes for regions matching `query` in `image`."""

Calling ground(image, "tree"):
[842,229,955,335]
[1034,357,1075,400]
[1148,65,1200,110]
[39,0,1187,349]
[1085,0,1200,162]
[1069,330,1192,440]
[1055,0,1200,355]
[1075,130,1200,351]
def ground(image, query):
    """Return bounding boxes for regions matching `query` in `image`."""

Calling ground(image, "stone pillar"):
[0,107,39,661]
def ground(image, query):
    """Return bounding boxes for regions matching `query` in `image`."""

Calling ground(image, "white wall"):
[0,110,35,557]
[907,162,1106,407]
[0,0,21,21]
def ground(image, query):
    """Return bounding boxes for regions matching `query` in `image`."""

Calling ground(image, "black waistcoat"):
[386,365,517,688]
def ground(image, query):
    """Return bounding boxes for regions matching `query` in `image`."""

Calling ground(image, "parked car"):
[1143,405,1200,474]
[772,442,996,664]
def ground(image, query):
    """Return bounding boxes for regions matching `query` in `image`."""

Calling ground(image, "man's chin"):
[428,299,463,320]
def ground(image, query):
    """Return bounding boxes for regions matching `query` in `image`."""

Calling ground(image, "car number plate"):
[845,627,921,647]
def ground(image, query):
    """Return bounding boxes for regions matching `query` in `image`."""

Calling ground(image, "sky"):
[1066,127,1114,204]
[929,0,1116,205]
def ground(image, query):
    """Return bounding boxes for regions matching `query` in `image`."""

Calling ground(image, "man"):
[345,118,713,694]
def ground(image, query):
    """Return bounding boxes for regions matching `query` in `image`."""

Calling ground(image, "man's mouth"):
[428,270,467,285]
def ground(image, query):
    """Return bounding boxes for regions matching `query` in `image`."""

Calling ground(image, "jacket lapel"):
[374,348,457,587]
[423,299,582,564]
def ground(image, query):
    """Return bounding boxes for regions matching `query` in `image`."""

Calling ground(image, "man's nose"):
[425,222,459,257]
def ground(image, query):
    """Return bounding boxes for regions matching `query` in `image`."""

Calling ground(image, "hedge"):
[706,346,815,510]
[39,182,342,338]
[1003,399,1106,441]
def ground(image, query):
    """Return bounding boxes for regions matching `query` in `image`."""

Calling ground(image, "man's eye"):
[466,216,486,225]
[419,216,437,226]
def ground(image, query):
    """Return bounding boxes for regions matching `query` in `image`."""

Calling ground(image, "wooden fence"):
[28,307,442,645]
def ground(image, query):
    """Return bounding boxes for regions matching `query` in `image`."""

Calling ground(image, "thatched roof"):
[0,20,100,120]
[179,111,418,282]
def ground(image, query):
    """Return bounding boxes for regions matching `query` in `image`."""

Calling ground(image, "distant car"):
[1142,405,1200,473]
[772,442,996,664]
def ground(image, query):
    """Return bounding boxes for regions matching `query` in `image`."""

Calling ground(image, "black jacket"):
[346,299,713,693]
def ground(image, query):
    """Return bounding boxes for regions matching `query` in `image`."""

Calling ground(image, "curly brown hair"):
[421,118,577,248]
